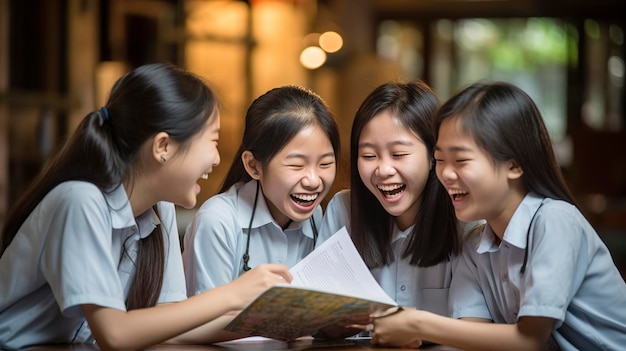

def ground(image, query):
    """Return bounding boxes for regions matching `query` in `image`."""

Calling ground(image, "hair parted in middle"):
[219,85,340,193]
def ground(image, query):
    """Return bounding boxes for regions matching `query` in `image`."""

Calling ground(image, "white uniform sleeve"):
[518,205,585,325]
[182,197,240,295]
[39,184,126,317]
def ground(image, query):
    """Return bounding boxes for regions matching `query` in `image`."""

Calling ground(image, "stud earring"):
[253,172,258,178]
[160,156,167,163]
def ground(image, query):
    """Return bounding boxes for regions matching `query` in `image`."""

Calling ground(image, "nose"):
[436,161,456,183]
[375,159,396,177]
[301,167,322,189]
[213,151,221,167]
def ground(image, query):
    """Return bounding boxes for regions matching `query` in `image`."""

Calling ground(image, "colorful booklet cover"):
[223,227,397,341]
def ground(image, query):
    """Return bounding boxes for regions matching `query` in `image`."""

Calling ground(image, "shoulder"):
[186,189,241,241]
[197,189,239,217]
[535,199,590,233]
[532,198,593,244]
[48,181,104,200]
[44,181,108,215]
[327,189,350,210]
[198,181,251,213]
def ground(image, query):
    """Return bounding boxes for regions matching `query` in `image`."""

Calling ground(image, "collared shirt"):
[319,190,456,316]
[182,180,321,296]
[450,192,626,350]
[0,181,186,350]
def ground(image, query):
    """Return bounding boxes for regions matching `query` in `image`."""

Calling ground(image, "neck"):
[488,187,528,240]
[124,177,156,217]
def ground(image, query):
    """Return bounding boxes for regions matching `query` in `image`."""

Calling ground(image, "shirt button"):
[503,274,509,281]
[400,285,406,291]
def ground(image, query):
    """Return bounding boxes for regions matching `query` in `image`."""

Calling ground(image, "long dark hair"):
[350,81,461,268]
[220,85,339,192]
[433,81,575,205]
[1,62,219,309]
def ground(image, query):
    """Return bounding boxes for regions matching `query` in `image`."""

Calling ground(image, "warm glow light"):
[319,31,343,53]
[300,46,326,69]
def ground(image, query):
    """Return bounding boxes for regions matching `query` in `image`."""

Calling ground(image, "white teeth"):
[448,189,467,195]
[377,184,403,191]
[292,193,318,202]
[200,173,209,180]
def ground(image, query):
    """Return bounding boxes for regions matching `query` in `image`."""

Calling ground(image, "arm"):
[372,309,555,351]
[82,263,292,351]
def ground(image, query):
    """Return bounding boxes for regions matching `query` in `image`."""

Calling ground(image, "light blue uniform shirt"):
[450,193,626,350]
[0,181,186,350]
[182,180,322,296]
[319,190,457,316]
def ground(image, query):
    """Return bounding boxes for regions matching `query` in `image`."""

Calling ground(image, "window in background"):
[377,18,575,141]
[376,20,424,81]
[583,20,624,132]
[449,18,571,141]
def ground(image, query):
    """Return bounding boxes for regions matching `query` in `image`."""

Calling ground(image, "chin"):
[178,197,197,209]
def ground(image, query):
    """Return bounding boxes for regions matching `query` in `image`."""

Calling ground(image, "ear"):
[507,159,524,180]
[153,132,170,163]
[242,150,261,179]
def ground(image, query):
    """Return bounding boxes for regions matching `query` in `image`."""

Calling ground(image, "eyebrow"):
[434,145,473,152]
[285,152,336,160]
[358,140,414,149]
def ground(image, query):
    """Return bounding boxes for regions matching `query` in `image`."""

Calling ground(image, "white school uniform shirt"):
[0,181,186,350]
[319,190,456,316]
[450,192,626,351]
[182,180,322,296]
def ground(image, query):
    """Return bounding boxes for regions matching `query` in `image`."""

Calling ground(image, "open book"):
[223,227,397,341]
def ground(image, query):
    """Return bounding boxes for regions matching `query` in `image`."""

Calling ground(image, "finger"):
[402,340,423,349]
[263,264,292,282]
[344,322,373,331]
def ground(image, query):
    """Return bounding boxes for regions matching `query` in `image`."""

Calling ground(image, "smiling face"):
[434,117,524,236]
[357,110,430,230]
[166,112,221,209]
[258,123,336,228]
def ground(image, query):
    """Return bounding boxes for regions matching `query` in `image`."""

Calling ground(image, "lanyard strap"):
[520,198,546,274]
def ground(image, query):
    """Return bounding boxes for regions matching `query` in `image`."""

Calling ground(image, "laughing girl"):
[371,81,626,350]
[183,85,339,296]
[316,82,464,339]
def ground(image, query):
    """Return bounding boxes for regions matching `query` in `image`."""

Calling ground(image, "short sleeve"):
[39,184,126,317]
[182,197,240,295]
[518,206,586,324]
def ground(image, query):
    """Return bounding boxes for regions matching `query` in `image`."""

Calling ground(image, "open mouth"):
[449,189,468,201]
[291,193,318,206]
[377,184,406,199]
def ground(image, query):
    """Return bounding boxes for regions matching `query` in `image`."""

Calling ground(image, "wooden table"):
[25,337,462,351]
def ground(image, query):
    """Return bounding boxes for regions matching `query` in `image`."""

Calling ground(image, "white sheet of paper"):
[289,226,396,305]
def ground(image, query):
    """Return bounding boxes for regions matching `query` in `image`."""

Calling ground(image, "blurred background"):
[0,0,624,276]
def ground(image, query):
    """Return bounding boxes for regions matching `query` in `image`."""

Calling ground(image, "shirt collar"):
[235,180,315,239]
[104,183,160,239]
[391,224,411,243]
[476,192,544,253]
